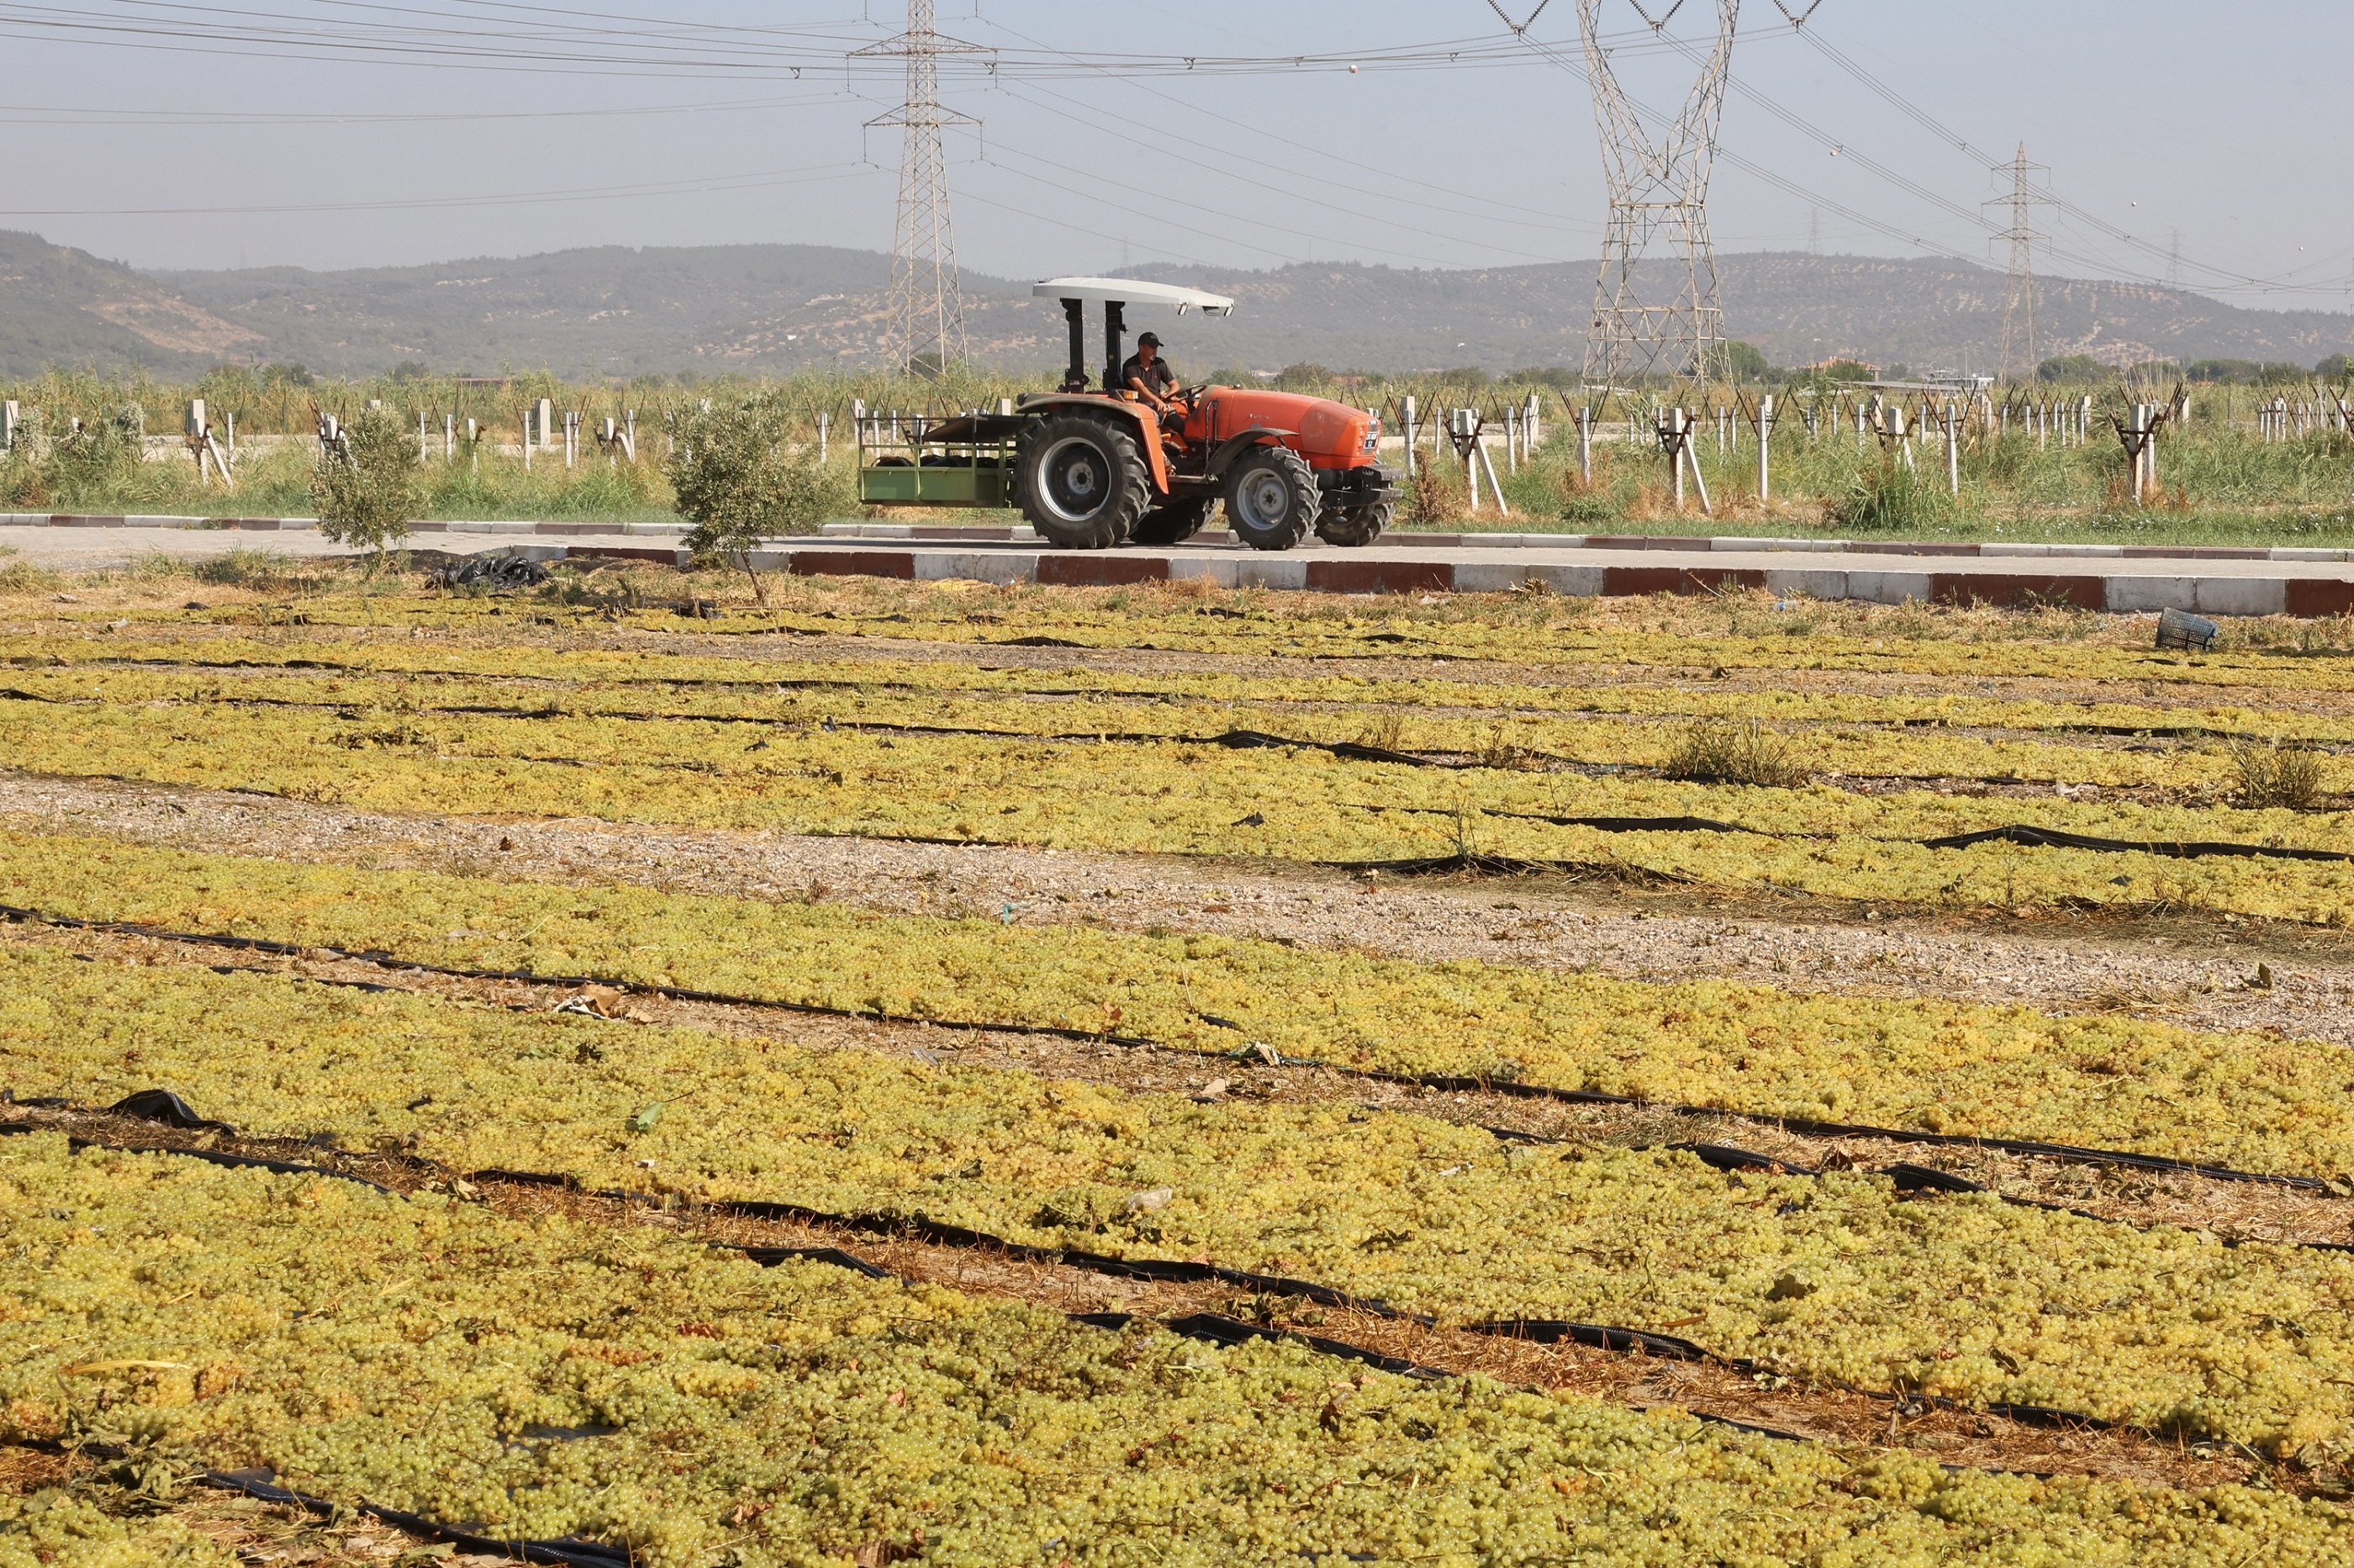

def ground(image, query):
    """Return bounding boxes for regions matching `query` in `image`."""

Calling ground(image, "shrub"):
[1660,718,1808,788]
[310,405,422,559]
[666,395,851,604]
[40,404,145,507]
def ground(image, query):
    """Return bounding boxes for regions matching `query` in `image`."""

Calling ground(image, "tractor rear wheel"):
[1132,496,1217,546]
[1222,445,1320,552]
[1317,499,1391,547]
[1017,413,1152,549]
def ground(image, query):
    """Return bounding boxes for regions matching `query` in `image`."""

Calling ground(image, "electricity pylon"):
[1575,0,1741,389]
[1987,143,2053,383]
[854,0,988,376]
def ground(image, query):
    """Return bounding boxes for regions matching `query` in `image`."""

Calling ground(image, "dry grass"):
[1660,718,1810,788]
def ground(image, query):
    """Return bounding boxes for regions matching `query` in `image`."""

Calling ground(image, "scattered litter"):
[554,985,629,1019]
[627,1103,664,1133]
[1125,1187,1174,1213]
[2156,606,2219,652]
[1236,1042,1283,1067]
[427,553,550,593]
[1191,1077,1231,1103]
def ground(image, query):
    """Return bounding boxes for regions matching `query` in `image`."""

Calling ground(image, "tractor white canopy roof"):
[1032,277,1235,316]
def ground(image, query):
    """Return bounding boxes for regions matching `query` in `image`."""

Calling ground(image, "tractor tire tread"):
[1016,412,1153,550]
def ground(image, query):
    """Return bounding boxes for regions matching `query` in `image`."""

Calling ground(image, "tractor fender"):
[1014,393,1173,495]
[1201,426,1299,483]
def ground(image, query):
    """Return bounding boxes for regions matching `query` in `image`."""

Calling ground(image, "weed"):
[1826,457,1956,533]
[1354,711,1407,753]
[2225,736,2328,809]
[1405,462,1467,526]
[191,547,330,593]
[0,555,61,594]
[1660,718,1809,788]
[1475,721,1539,771]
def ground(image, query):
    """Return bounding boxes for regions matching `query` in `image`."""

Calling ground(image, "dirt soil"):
[3,771,2346,1046]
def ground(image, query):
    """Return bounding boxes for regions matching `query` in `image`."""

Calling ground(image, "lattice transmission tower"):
[1575,0,1741,389]
[1987,143,2052,383]
[854,0,988,375]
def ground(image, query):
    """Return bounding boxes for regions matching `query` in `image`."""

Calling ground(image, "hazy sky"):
[3,1,2348,311]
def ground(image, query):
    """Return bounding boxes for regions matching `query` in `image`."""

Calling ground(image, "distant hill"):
[4,228,2351,380]
[0,230,264,377]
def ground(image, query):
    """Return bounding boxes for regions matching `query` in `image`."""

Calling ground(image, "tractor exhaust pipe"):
[1060,298,1088,393]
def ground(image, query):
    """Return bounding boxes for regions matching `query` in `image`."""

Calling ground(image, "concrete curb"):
[815,520,2354,564]
[726,544,2354,616]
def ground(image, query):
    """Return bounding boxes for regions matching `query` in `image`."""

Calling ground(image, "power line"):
[0,161,876,217]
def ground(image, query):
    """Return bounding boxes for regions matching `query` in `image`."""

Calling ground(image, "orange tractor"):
[856,277,1399,551]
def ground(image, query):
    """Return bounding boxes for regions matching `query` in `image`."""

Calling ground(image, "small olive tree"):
[665,395,850,605]
[310,404,423,562]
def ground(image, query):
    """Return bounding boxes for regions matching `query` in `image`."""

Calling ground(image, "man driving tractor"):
[1122,332,1185,421]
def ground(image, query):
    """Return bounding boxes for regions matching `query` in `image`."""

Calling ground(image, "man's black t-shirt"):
[1121,355,1175,396]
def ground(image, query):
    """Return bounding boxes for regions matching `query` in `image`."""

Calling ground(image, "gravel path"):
[3,770,2346,1046]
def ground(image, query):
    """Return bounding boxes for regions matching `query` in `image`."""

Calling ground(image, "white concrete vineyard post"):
[1,400,16,454]
[1945,403,1961,496]
[1755,394,1774,502]
[1401,396,1417,480]
[1662,409,1686,513]
[1477,429,1510,516]
[1576,406,1594,488]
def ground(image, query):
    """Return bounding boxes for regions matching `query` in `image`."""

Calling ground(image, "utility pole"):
[854,1,989,377]
[1576,0,1741,389]
[1987,144,2053,384]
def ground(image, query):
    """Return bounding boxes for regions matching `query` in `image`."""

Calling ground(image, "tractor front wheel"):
[1132,496,1217,546]
[1017,413,1152,549]
[1317,500,1391,547]
[1222,446,1320,552]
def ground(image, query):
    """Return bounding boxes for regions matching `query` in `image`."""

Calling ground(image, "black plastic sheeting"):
[202,1469,628,1568]
[1919,824,2354,864]
[7,900,2333,1196]
[108,1088,230,1131]
[62,1137,398,1196]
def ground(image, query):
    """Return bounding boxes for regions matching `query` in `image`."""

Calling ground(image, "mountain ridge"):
[3,229,2348,380]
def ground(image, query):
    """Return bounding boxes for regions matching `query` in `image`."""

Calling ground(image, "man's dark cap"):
[1137,331,1163,347]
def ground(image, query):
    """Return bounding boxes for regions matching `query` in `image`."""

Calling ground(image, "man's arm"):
[1128,364,1180,411]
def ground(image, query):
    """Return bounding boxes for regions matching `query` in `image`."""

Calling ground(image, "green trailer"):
[855,410,1027,510]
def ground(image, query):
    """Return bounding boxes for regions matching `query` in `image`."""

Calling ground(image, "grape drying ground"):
[10,570,2354,1566]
